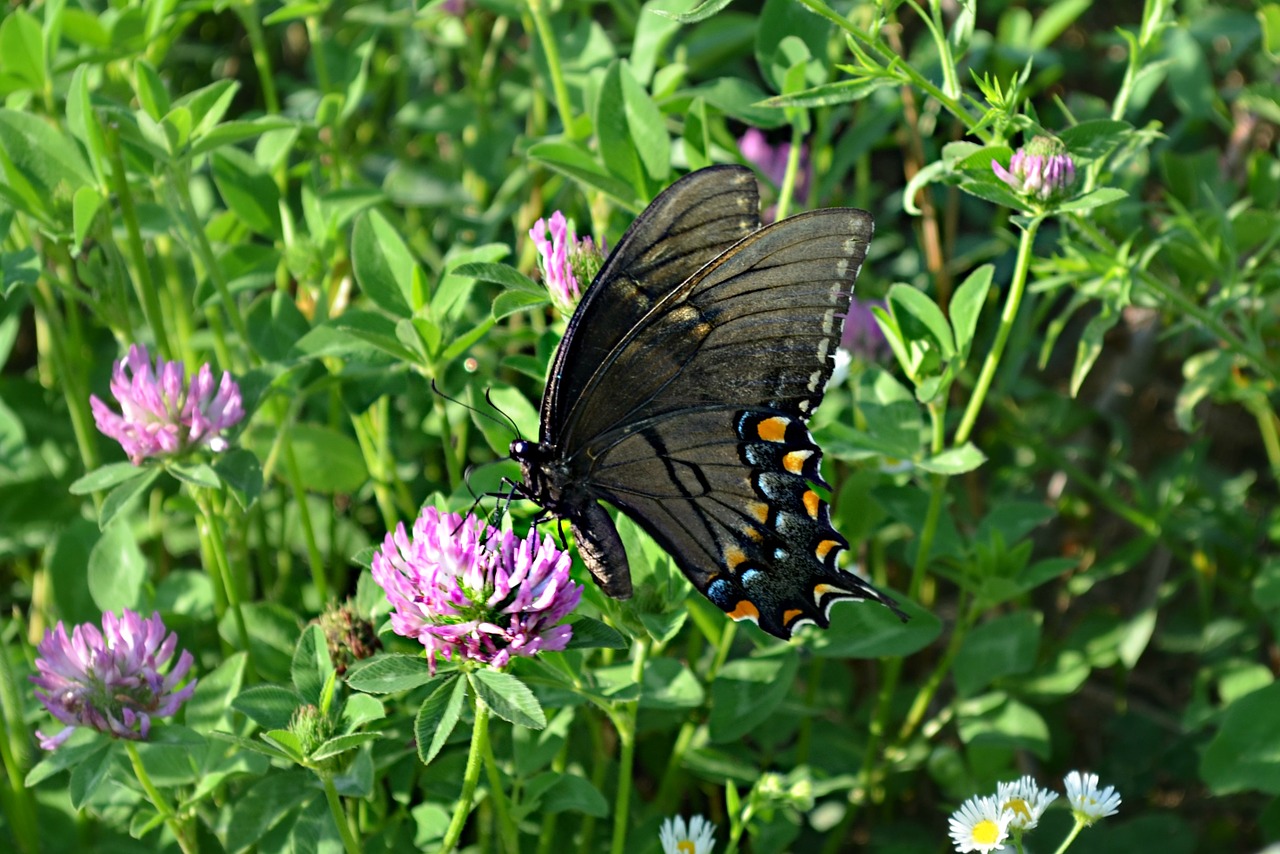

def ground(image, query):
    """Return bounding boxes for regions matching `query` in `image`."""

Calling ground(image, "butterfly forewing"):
[558,208,873,452]
[541,165,760,440]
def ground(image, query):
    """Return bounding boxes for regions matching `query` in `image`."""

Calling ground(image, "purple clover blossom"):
[30,609,197,750]
[371,507,583,674]
[529,212,605,312]
[738,127,811,222]
[992,136,1077,202]
[90,344,245,465]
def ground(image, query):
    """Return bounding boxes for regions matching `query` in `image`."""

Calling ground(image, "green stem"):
[125,742,198,854]
[320,775,361,854]
[892,602,969,746]
[281,428,329,603]
[195,489,256,679]
[0,645,38,854]
[1245,394,1280,483]
[165,174,252,360]
[235,1,281,114]
[955,217,1042,445]
[527,0,579,139]
[790,0,987,139]
[31,285,100,480]
[1052,817,1088,854]
[104,124,171,359]
[609,637,650,854]
[481,717,520,853]
[440,698,492,854]
[775,123,805,222]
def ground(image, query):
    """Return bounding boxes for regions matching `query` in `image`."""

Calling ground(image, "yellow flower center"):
[973,819,1002,845]
[1004,797,1031,820]
[677,842,696,854]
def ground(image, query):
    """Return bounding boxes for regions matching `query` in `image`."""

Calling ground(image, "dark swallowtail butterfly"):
[511,165,907,639]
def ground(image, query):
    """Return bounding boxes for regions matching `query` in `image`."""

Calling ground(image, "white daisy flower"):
[948,795,1012,853]
[1063,770,1121,824]
[659,814,717,854]
[995,775,1058,830]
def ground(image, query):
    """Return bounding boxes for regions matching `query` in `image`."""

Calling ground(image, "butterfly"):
[511,165,907,639]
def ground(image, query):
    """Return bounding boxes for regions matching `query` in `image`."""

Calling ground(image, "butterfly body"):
[512,165,906,639]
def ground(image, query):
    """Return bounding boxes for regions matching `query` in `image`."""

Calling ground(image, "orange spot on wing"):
[744,526,765,543]
[757,416,789,442]
[725,546,747,570]
[802,490,821,519]
[813,583,840,599]
[727,600,760,623]
[783,450,811,473]
[815,540,841,561]
[783,608,804,626]
[748,501,770,523]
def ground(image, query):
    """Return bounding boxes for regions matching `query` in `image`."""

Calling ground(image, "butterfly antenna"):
[483,388,524,442]
[429,379,521,439]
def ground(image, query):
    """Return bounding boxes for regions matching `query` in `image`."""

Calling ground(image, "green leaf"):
[214,448,264,510]
[292,624,334,705]
[224,771,316,854]
[96,465,160,529]
[564,616,629,650]
[916,443,987,475]
[709,651,798,743]
[955,693,1050,758]
[469,669,546,729]
[761,77,897,108]
[298,309,421,364]
[70,461,150,495]
[87,518,146,613]
[597,61,645,196]
[167,462,219,489]
[953,612,1042,696]
[1056,187,1127,213]
[24,735,111,788]
[0,11,45,93]
[807,596,938,658]
[133,60,169,120]
[72,185,104,248]
[185,652,248,733]
[352,209,417,318]
[1070,304,1120,396]
[527,140,641,210]
[212,147,283,238]
[189,117,296,158]
[46,519,101,627]
[888,283,955,358]
[231,685,304,730]
[69,742,118,810]
[416,674,467,766]
[1262,4,1280,57]
[619,60,670,182]
[451,262,541,294]
[526,771,609,817]
[1202,680,1280,794]
[651,0,734,24]
[0,108,95,200]
[311,732,381,761]
[273,423,368,494]
[494,289,551,320]
[346,654,440,694]
[1057,119,1132,162]
[949,264,993,361]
